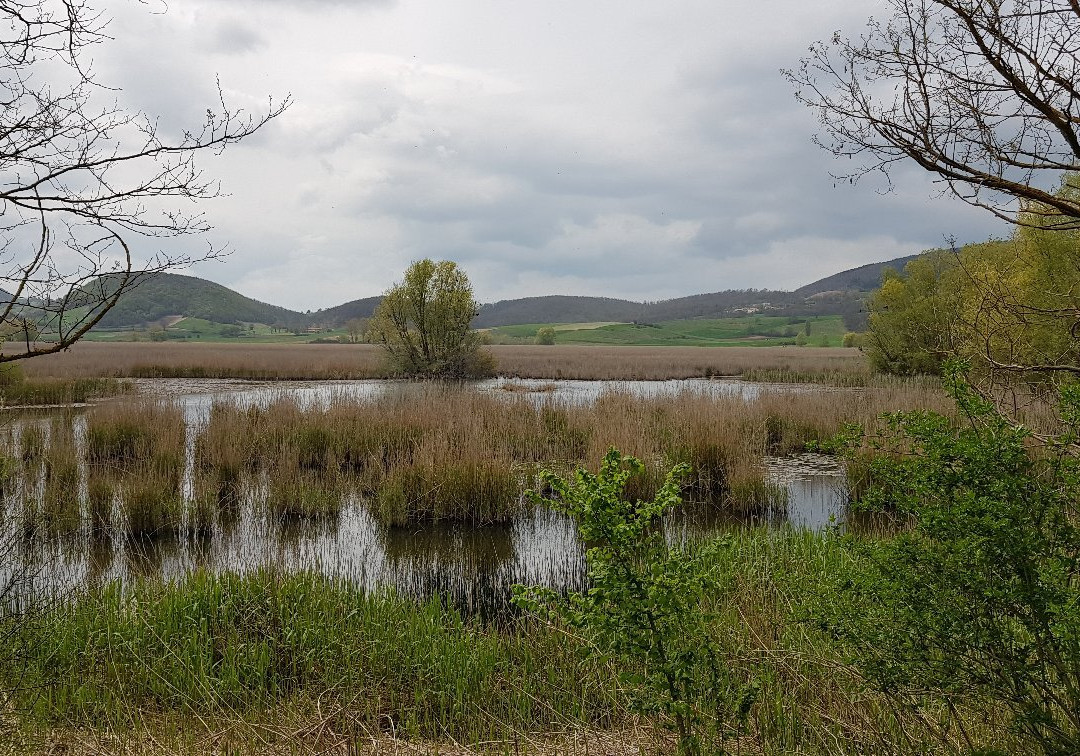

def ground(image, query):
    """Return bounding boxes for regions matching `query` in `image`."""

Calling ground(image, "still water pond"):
[4,378,849,615]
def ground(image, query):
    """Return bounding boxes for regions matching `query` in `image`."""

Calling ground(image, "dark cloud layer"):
[96,0,1007,309]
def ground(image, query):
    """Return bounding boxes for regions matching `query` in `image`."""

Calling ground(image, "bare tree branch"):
[0,1,291,361]
[785,0,1080,230]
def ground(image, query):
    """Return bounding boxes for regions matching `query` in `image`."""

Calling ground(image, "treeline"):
[866,213,1080,377]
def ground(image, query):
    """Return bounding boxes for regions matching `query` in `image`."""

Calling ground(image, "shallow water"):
[1,378,849,615]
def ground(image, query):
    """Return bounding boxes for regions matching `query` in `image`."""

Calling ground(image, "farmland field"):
[487,315,848,347]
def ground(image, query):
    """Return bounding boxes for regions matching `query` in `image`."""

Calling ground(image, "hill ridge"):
[75,252,926,330]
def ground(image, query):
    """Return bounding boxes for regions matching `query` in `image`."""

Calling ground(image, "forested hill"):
[74,251,925,330]
[88,273,305,329]
[473,290,794,327]
[473,296,644,327]
[794,253,923,297]
[307,296,382,326]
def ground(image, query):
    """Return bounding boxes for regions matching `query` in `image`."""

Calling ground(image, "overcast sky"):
[100,0,1007,310]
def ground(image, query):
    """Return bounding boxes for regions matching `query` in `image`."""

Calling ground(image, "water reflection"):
[1,379,852,618]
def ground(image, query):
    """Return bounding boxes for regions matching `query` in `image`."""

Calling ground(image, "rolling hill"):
[56,251,926,333]
[794,253,923,297]
[83,272,307,330]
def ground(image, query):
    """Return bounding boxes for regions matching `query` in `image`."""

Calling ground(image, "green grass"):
[1,528,1018,752]
[5,570,622,743]
[489,315,848,347]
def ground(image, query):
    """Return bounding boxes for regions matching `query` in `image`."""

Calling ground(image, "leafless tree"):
[785,0,1080,229]
[0,0,289,362]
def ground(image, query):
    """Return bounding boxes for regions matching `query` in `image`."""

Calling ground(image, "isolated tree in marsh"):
[534,326,557,345]
[368,259,494,378]
[786,0,1080,229]
[0,1,288,363]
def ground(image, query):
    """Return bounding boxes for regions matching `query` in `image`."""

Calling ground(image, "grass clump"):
[3,570,621,743]
[84,401,186,539]
[121,474,183,538]
[42,418,81,535]
[374,460,521,526]
[266,466,344,521]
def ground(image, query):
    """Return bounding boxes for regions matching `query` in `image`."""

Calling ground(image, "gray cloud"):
[94,0,1008,310]
[206,19,266,54]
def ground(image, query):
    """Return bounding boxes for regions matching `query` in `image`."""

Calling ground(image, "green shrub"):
[515,449,754,754]
[820,367,1080,755]
[534,327,557,345]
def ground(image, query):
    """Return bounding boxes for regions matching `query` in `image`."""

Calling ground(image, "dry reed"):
[85,401,187,538]
[13,342,870,381]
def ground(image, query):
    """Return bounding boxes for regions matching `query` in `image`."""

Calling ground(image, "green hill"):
[794,253,923,296]
[307,296,382,327]
[46,251,931,338]
[83,272,306,329]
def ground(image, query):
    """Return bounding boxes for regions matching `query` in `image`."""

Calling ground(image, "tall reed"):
[85,401,186,539]
[42,416,80,535]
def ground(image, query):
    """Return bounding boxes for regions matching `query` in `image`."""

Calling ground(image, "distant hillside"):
[308,296,382,327]
[85,272,305,329]
[795,253,924,297]
[60,251,929,335]
[474,296,644,328]
[639,290,796,321]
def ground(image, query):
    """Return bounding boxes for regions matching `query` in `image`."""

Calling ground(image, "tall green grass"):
[1,529,1018,753]
[7,570,622,743]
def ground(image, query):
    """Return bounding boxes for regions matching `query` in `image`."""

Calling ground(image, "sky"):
[96,0,1008,311]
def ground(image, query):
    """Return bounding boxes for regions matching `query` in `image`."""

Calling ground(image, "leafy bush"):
[515,449,754,754]
[534,326,557,345]
[820,368,1080,755]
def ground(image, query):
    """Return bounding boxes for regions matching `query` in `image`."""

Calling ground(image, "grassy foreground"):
[0,528,1013,755]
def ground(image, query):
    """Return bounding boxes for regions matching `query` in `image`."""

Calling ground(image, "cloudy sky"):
[99,0,1006,310]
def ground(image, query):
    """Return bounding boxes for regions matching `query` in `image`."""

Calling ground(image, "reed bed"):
[492,345,870,380]
[13,341,870,381]
[1,379,949,537]
[0,377,130,406]
[84,401,187,538]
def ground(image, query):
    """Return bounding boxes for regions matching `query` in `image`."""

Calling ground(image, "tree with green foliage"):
[534,327,556,346]
[824,367,1080,754]
[368,259,494,378]
[865,251,964,375]
[514,450,754,754]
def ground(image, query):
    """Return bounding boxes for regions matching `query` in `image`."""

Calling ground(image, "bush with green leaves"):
[534,326,557,345]
[514,449,754,755]
[821,367,1080,755]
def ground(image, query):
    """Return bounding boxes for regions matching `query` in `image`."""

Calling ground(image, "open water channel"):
[2,378,849,616]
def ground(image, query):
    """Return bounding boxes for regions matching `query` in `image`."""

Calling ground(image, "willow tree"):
[368,259,494,378]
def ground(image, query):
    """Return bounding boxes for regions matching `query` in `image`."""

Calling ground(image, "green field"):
[488,315,847,347]
[70,314,849,347]
[82,317,353,344]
